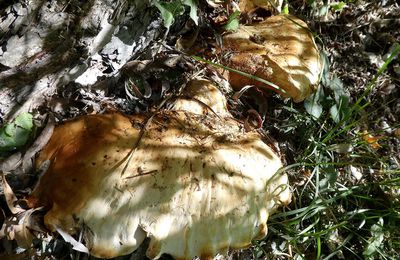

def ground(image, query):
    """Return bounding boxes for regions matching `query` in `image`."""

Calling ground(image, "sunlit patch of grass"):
[250,44,400,259]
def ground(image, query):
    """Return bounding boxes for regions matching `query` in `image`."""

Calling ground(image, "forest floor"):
[0,0,399,259]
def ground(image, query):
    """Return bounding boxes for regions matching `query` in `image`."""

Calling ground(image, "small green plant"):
[282,0,289,14]
[0,112,34,156]
[304,50,350,122]
[224,11,240,32]
[153,0,198,30]
[307,0,349,17]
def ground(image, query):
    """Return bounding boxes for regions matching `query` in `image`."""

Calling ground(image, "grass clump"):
[251,44,400,259]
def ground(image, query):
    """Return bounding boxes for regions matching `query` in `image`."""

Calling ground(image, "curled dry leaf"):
[27,79,291,259]
[1,174,47,250]
[0,152,22,173]
[223,14,323,102]
[361,130,382,149]
[1,174,25,215]
[0,207,46,249]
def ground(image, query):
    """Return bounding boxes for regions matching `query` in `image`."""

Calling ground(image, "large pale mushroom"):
[222,14,323,102]
[27,79,291,259]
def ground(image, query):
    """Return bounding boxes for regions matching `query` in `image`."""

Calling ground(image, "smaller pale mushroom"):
[27,79,291,259]
[222,14,323,102]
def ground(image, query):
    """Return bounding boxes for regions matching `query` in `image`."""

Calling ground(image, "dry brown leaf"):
[0,152,22,173]
[12,209,38,248]
[1,174,24,215]
[0,208,45,249]
[394,128,400,138]
[362,130,382,149]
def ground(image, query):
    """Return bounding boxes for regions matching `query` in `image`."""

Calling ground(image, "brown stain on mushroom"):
[28,113,142,229]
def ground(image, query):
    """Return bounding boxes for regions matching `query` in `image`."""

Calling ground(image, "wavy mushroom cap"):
[29,79,291,259]
[172,79,230,116]
[223,14,323,102]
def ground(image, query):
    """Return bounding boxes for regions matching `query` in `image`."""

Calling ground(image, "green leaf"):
[282,2,289,14]
[320,50,330,87]
[305,96,323,119]
[318,5,329,16]
[304,87,325,119]
[154,0,184,29]
[14,112,33,130]
[0,129,14,145]
[331,1,346,12]
[224,11,240,32]
[0,112,34,154]
[328,75,350,121]
[182,0,198,25]
[363,218,384,258]
[4,124,16,137]
[319,166,338,190]
[329,75,346,103]
[329,104,340,123]
[13,127,31,147]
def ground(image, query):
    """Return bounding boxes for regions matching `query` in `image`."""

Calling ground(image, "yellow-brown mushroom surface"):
[28,79,291,259]
[238,0,284,13]
[223,14,323,102]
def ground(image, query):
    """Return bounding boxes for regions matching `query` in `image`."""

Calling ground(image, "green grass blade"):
[191,55,288,94]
